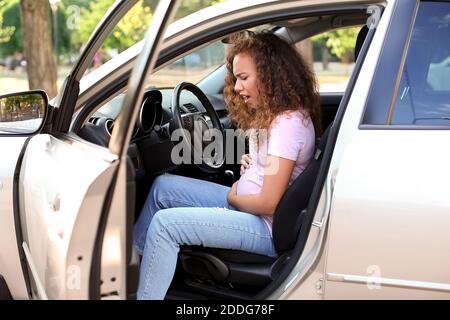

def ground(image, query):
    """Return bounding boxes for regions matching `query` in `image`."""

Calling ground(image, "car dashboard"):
[78,87,232,177]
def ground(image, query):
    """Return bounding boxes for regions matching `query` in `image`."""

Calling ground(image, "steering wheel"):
[171,82,225,173]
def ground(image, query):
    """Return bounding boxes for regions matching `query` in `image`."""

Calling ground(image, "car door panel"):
[324,130,450,299]
[0,136,29,299]
[12,0,180,300]
[18,134,118,299]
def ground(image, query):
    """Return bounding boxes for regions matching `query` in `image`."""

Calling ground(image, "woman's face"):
[233,52,259,109]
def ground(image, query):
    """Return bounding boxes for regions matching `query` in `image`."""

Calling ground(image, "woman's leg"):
[137,207,276,300]
[133,174,233,254]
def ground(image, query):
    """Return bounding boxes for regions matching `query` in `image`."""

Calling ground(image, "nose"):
[234,79,243,93]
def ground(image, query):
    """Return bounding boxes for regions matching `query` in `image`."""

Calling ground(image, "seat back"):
[272,124,331,253]
[355,26,369,62]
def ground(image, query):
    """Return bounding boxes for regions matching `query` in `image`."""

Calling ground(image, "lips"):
[240,95,250,103]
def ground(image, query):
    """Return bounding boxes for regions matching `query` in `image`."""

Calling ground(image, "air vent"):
[105,119,114,136]
[184,103,198,113]
[88,117,100,125]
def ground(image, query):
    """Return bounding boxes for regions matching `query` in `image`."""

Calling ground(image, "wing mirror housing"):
[0,90,49,136]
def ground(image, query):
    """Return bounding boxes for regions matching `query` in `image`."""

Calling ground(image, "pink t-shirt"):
[236,110,316,235]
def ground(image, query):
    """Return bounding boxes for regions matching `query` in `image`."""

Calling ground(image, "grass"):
[0,68,68,96]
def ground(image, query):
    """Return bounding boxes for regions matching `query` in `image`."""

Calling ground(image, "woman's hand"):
[240,154,252,176]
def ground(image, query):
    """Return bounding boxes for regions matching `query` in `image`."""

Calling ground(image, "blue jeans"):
[133,174,277,300]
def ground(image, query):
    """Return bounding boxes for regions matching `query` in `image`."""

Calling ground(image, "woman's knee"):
[146,209,181,244]
[147,175,173,205]
[149,209,176,232]
[151,174,171,194]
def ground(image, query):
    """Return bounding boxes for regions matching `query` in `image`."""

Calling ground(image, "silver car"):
[0,0,449,300]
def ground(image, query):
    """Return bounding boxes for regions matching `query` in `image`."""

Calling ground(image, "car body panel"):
[324,130,450,299]
[98,0,182,299]
[275,0,394,300]
[0,136,28,299]
[320,0,450,299]
[18,134,118,299]
[10,0,179,300]
[0,0,142,299]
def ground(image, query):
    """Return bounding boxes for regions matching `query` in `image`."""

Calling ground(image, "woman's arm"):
[227,155,295,216]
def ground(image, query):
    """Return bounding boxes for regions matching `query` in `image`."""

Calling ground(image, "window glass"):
[390,2,450,126]
[84,0,153,76]
[297,26,361,93]
[0,0,155,97]
[150,41,226,88]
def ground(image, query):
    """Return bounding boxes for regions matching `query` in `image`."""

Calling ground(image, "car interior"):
[75,8,373,300]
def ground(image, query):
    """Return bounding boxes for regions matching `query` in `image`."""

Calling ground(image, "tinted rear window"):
[390,1,450,126]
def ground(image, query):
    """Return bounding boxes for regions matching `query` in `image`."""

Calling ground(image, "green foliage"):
[175,0,224,19]
[143,0,225,19]
[0,0,227,60]
[0,0,15,43]
[106,2,153,52]
[0,0,71,58]
[61,0,89,9]
[312,27,359,60]
[53,7,72,55]
[0,0,21,56]
[0,93,45,122]
[72,1,153,54]
[70,0,113,52]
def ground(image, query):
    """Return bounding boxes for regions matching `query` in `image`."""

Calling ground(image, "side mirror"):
[0,90,48,135]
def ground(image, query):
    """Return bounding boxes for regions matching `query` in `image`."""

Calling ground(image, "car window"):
[0,0,230,97]
[149,25,362,91]
[389,1,450,126]
[83,0,154,76]
[296,26,361,93]
[150,40,226,88]
[0,0,110,96]
[88,0,233,78]
[0,0,158,97]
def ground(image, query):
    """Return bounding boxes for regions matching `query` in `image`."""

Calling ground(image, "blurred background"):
[0,0,360,98]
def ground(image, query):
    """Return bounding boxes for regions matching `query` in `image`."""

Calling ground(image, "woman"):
[133,32,321,300]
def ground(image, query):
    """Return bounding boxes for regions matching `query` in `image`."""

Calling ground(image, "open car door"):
[15,0,179,299]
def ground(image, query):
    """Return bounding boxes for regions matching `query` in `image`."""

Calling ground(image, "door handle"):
[50,194,61,212]
[312,168,337,229]
[45,136,55,153]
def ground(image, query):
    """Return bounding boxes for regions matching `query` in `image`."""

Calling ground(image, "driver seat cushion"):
[179,124,331,289]
[181,246,276,264]
[179,246,288,288]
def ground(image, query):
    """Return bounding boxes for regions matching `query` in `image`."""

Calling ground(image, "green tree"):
[21,0,58,98]
[61,0,89,9]
[70,0,113,52]
[73,0,153,54]
[0,0,71,58]
[175,0,224,19]
[312,27,359,63]
[105,2,153,52]
[0,0,22,57]
[0,0,15,43]
[144,0,224,19]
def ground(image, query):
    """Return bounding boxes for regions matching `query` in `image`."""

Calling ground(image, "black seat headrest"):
[355,26,369,62]
[272,125,331,253]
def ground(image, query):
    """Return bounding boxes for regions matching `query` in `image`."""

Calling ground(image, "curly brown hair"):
[224,31,322,136]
